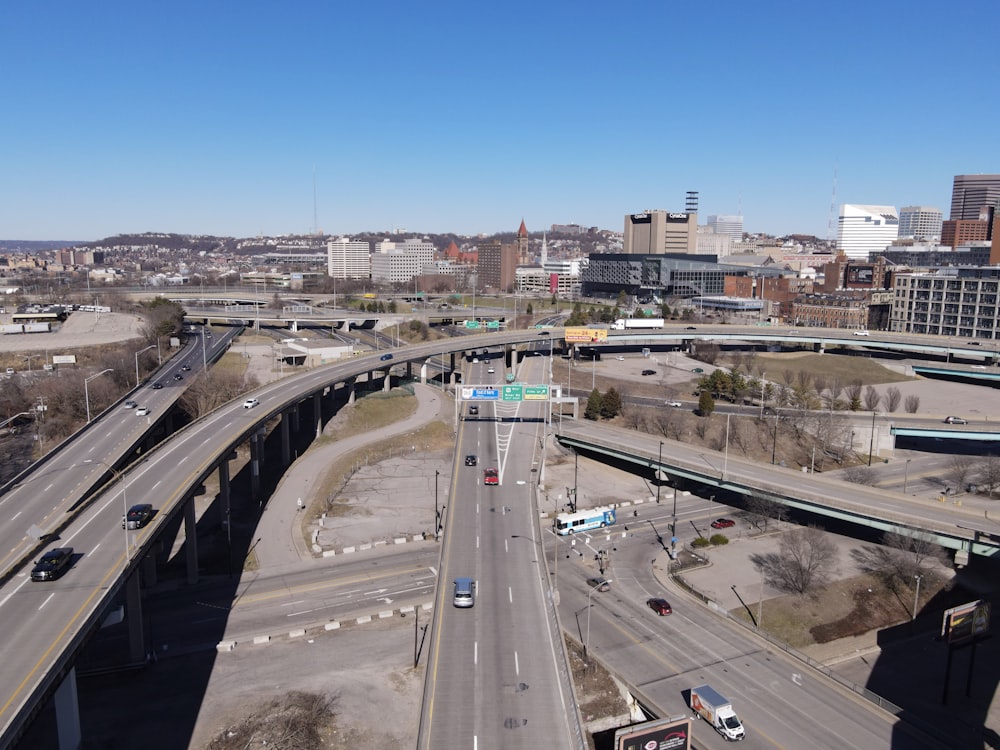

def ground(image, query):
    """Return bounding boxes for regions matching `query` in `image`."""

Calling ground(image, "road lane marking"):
[38,593,55,611]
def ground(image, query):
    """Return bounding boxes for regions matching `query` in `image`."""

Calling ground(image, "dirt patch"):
[565,636,630,736]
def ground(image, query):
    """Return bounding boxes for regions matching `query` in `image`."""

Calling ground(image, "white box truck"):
[610,318,664,330]
[691,684,745,741]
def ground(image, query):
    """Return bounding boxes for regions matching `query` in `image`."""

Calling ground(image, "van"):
[453,577,476,608]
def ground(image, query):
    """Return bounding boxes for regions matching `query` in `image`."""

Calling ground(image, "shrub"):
[709,534,730,545]
[691,536,711,548]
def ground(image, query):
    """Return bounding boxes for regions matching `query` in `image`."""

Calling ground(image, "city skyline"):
[1,1,997,242]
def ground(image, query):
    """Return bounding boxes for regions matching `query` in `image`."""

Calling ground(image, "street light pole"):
[134,345,156,387]
[585,577,611,661]
[723,412,731,480]
[84,368,113,423]
[656,441,663,504]
[434,470,440,539]
[912,574,923,621]
[904,458,912,494]
[85,459,130,560]
[868,410,878,466]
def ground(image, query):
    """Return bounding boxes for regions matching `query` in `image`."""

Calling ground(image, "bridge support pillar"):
[185,497,199,585]
[313,393,323,437]
[347,376,356,405]
[250,430,263,501]
[53,667,81,750]
[143,551,158,588]
[290,320,299,332]
[419,362,428,384]
[406,361,412,380]
[450,351,456,372]
[219,459,231,532]
[383,369,391,392]
[126,571,146,663]
[280,411,291,466]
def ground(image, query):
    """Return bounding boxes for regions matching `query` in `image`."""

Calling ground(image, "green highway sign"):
[464,320,480,329]
[486,321,499,328]
[502,384,523,401]
[524,386,549,400]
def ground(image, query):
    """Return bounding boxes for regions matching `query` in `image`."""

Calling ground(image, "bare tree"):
[863,386,881,412]
[843,465,877,485]
[978,454,1000,497]
[947,455,976,492]
[744,492,787,532]
[884,386,902,413]
[904,394,920,414]
[750,527,838,595]
[851,529,948,593]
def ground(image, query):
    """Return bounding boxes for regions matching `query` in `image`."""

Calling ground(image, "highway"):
[418,353,584,749]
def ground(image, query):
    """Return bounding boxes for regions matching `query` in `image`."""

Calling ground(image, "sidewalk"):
[252,383,452,569]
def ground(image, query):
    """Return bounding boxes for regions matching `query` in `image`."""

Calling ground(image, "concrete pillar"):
[290,403,301,433]
[406,361,412,380]
[280,412,291,466]
[185,497,198,585]
[290,320,299,332]
[347,376,356,405]
[313,392,323,437]
[449,351,456,372]
[219,459,231,531]
[53,667,81,750]
[142,552,158,588]
[250,431,262,501]
[383,369,391,392]
[419,362,428,384]
[126,572,145,663]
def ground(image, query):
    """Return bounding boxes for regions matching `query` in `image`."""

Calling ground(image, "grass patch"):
[328,387,420,439]
[748,351,914,385]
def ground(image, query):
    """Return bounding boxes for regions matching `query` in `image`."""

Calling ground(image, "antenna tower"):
[827,163,838,242]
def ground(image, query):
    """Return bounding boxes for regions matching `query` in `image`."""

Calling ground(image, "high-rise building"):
[836,205,899,260]
[370,238,436,284]
[898,206,942,241]
[707,215,744,243]
[623,210,698,254]
[477,238,518,292]
[327,237,370,280]
[950,174,1000,221]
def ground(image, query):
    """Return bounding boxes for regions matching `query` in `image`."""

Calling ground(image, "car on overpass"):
[943,416,968,424]
[122,504,154,530]
[30,547,74,582]
[464,455,477,466]
[483,468,499,485]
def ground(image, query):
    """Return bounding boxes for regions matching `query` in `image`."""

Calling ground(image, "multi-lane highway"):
[418,353,585,749]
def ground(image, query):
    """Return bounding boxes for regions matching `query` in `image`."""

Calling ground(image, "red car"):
[711,518,736,529]
[484,468,499,486]
[647,598,672,616]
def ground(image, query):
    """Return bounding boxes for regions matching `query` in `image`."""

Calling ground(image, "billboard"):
[51,355,77,365]
[615,717,692,750]
[941,600,991,644]
[564,327,608,343]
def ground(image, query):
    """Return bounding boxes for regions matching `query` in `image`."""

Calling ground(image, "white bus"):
[553,506,617,535]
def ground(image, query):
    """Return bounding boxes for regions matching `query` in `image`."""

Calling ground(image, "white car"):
[615,356,625,361]
[487,367,495,374]
[135,407,150,416]
[852,330,870,336]
[243,398,260,409]
[666,400,683,407]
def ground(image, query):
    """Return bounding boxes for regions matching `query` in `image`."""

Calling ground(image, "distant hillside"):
[0,240,87,252]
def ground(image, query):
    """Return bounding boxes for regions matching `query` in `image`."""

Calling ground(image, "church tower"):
[516,219,530,265]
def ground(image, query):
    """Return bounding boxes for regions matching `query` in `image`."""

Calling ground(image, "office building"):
[327,238,371,280]
[478,238,518,292]
[623,210,698,255]
[370,238,436,284]
[898,206,942,241]
[836,205,899,260]
[950,174,1000,221]
[707,214,744,243]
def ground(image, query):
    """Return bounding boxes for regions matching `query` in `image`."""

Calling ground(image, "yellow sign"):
[564,327,608,343]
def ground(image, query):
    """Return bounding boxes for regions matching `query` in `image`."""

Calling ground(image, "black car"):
[379,353,393,361]
[152,382,164,390]
[181,364,191,371]
[465,455,478,466]
[31,547,74,582]
[641,369,657,376]
[173,373,183,381]
[122,503,154,530]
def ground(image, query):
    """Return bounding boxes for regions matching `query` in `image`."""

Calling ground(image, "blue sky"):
[1,0,996,242]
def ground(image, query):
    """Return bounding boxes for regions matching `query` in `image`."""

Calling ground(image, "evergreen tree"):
[585,388,604,420]
[601,387,622,419]
[698,390,716,417]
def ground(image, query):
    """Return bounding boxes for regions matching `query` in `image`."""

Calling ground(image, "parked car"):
[646,597,672,616]
[711,518,736,529]
[943,416,968,424]
[31,547,74,582]
[587,576,611,592]
[122,503,154,530]
[379,353,393,361]
[484,468,499,486]
[666,400,683,407]
[243,398,260,409]
[465,455,478,466]
[852,330,870,336]
[641,369,657,376]
[135,407,150,416]
[124,400,138,409]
